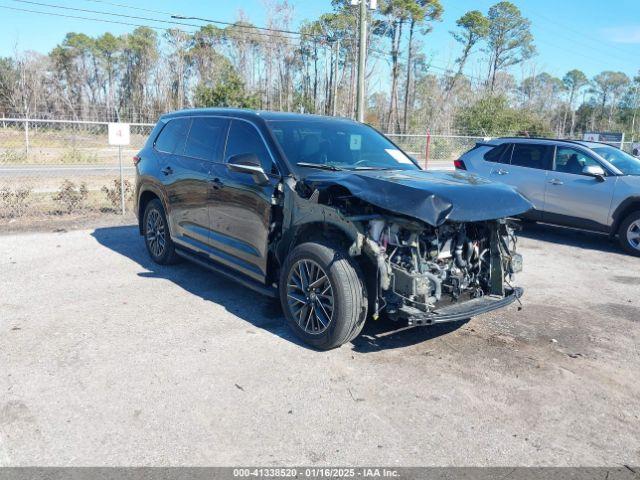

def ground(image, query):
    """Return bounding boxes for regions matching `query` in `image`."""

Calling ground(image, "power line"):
[526,14,638,66]
[10,0,200,28]
[9,0,634,86]
[79,0,323,40]
[527,8,628,54]
[369,46,487,83]
[534,36,637,72]
[372,37,634,86]
[83,0,175,17]
[374,8,636,79]
[8,0,306,43]
[0,4,174,31]
[0,4,314,47]
[171,15,307,37]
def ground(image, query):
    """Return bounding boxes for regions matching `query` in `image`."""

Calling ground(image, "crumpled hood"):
[300,169,533,226]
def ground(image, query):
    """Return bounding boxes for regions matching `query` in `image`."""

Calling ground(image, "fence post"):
[118,145,125,215]
[424,129,431,169]
[24,116,30,155]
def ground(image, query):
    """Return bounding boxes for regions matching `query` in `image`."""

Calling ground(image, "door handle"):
[494,168,509,175]
[549,178,564,185]
[161,166,173,176]
[210,178,225,190]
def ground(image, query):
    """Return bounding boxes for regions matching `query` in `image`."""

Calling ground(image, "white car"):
[457,137,640,256]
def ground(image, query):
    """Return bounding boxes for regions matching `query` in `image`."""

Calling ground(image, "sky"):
[0,0,638,81]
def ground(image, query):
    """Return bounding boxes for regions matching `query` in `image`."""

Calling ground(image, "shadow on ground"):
[352,319,467,353]
[91,225,463,352]
[91,225,296,341]
[518,221,622,255]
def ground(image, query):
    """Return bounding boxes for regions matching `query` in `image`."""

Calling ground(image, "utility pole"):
[355,0,368,123]
[631,79,640,142]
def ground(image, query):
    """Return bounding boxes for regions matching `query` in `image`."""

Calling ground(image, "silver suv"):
[458,137,640,256]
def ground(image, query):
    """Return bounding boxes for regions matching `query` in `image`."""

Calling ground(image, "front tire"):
[143,198,179,264]
[618,210,640,257]
[280,241,367,350]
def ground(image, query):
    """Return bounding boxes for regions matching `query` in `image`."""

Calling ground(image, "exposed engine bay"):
[362,217,522,323]
[289,175,524,325]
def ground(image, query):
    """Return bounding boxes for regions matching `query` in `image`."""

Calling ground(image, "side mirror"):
[582,165,606,182]
[227,153,269,185]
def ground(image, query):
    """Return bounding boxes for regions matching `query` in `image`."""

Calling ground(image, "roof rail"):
[493,136,623,149]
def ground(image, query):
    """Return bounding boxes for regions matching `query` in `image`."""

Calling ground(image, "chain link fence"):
[0,118,154,220]
[386,134,640,166]
[621,141,639,155]
[385,134,487,168]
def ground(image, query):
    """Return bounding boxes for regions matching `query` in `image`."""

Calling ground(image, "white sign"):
[108,122,130,146]
[583,132,599,142]
[583,131,624,144]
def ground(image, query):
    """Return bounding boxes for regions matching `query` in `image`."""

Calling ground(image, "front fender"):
[276,178,365,264]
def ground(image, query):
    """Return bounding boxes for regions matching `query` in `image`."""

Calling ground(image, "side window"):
[554,147,601,175]
[484,143,511,163]
[510,144,553,170]
[183,117,228,161]
[154,118,190,154]
[225,120,274,173]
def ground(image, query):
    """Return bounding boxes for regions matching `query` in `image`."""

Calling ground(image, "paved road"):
[1,223,638,465]
[0,164,136,178]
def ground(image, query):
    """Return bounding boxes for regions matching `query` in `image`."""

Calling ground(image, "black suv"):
[135,109,531,349]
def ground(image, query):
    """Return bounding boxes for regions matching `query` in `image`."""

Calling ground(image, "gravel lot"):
[0,222,639,466]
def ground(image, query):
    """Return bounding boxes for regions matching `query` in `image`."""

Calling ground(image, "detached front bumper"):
[399,287,523,326]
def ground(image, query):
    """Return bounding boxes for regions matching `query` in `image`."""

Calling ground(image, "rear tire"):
[279,241,367,350]
[618,210,640,257]
[143,198,179,265]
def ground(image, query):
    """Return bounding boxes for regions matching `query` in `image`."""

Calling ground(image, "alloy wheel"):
[627,219,640,251]
[286,259,334,334]
[146,209,166,258]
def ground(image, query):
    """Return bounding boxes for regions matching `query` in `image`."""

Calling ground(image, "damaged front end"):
[282,169,530,327]
[362,216,523,325]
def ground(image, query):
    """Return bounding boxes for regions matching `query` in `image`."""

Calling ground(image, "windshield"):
[267,119,420,171]
[591,145,640,175]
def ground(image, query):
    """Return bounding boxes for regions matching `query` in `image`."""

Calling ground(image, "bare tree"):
[486,1,535,92]
[165,29,192,110]
[562,69,588,136]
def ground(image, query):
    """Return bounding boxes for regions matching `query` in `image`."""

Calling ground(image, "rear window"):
[510,144,553,170]
[483,143,511,163]
[154,118,190,154]
[183,117,228,161]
